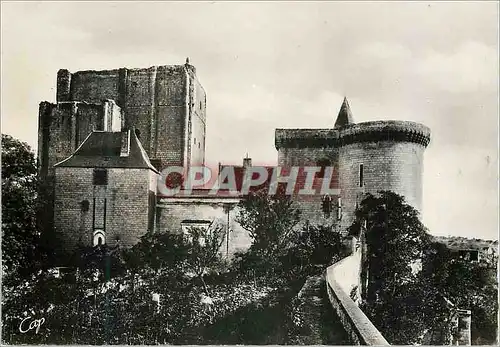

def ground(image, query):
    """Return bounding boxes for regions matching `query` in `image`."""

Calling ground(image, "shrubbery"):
[353,191,498,345]
[1,134,347,344]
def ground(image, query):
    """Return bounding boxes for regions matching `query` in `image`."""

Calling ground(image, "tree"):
[352,191,449,344]
[183,222,227,294]
[353,192,431,301]
[284,224,345,277]
[235,186,301,282]
[1,134,40,283]
[422,242,498,344]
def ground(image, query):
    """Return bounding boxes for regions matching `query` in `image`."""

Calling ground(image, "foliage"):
[422,241,498,344]
[1,134,40,283]
[182,222,228,294]
[1,133,347,344]
[236,186,301,259]
[234,186,301,284]
[1,236,275,345]
[356,191,431,300]
[353,191,443,344]
[287,224,346,268]
[354,190,498,345]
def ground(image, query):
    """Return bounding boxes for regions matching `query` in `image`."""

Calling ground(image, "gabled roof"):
[54,129,159,172]
[334,97,355,128]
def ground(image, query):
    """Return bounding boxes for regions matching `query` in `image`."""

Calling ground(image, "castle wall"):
[69,69,120,104]
[123,67,157,155]
[56,65,200,170]
[338,141,425,230]
[277,146,341,227]
[189,76,207,166]
[38,101,118,175]
[154,66,189,167]
[54,167,157,250]
[277,147,338,167]
[156,198,252,258]
[75,102,106,145]
[54,167,94,250]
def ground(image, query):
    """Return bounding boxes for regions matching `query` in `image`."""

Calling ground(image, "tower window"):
[322,195,332,218]
[200,101,202,110]
[194,138,197,144]
[93,230,106,247]
[337,197,342,221]
[317,159,331,179]
[93,169,108,186]
[80,200,90,212]
[359,164,364,187]
[469,251,479,261]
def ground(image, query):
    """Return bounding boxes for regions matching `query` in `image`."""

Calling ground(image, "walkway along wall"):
[325,244,389,345]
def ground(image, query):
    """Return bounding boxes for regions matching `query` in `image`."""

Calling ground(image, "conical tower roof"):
[334,97,354,128]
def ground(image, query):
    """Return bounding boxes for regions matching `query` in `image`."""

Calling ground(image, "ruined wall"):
[69,69,121,103]
[189,74,207,166]
[37,101,121,174]
[56,65,198,170]
[75,102,106,144]
[54,167,157,250]
[153,66,188,167]
[156,198,252,258]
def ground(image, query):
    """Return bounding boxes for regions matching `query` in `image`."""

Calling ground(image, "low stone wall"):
[325,252,389,345]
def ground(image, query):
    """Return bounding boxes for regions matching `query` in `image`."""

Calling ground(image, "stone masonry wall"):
[189,76,207,166]
[57,65,197,170]
[156,198,252,258]
[154,66,188,167]
[325,252,390,345]
[338,141,425,231]
[54,167,157,250]
[277,146,341,229]
[69,69,120,104]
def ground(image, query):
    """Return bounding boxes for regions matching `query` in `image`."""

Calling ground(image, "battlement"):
[68,64,193,78]
[275,120,430,149]
[339,120,431,147]
[275,128,340,149]
[57,61,199,105]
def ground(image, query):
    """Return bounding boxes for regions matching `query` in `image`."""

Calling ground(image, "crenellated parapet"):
[275,128,340,149]
[338,121,431,148]
[275,120,430,149]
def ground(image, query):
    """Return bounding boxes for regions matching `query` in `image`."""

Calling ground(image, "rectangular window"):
[93,169,108,186]
[469,251,479,261]
[359,164,364,187]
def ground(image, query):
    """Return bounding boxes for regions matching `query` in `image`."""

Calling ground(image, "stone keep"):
[275,98,431,232]
[38,60,206,244]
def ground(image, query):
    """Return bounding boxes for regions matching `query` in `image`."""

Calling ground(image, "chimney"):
[120,130,130,157]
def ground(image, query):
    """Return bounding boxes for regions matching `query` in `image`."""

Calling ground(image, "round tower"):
[274,97,431,231]
[337,120,431,230]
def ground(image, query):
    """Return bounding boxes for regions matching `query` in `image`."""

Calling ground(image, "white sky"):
[1,1,498,240]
